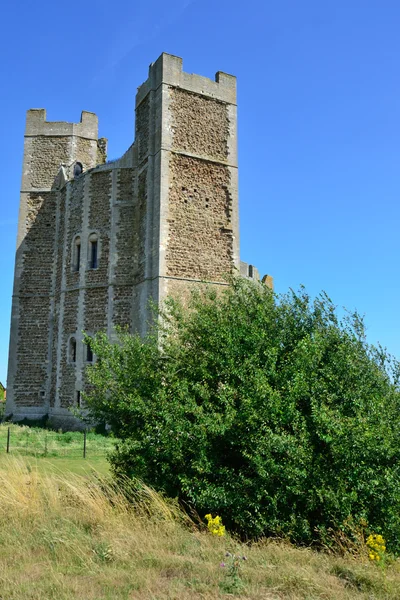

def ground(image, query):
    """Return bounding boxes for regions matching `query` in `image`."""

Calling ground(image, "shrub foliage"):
[85,279,400,550]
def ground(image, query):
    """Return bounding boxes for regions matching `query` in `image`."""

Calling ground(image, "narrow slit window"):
[69,337,77,363]
[76,390,81,407]
[86,341,94,363]
[74,237,81,272]
[90,240,97,269]
[89,235,98,269]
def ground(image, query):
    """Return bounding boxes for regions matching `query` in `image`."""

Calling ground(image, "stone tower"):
[6,53,261,429]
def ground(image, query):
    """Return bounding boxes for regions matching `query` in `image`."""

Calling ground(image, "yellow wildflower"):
[366,533,386,563]
[205,514,225,537]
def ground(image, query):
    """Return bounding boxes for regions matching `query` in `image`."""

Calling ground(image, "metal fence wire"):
[0,426,114,459]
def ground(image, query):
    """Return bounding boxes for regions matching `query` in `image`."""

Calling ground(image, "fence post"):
[6,427,10,454]
[83,429,87,459]
[44,434,48,457]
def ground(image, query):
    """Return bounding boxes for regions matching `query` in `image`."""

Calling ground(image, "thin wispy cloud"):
[91,0,197,86]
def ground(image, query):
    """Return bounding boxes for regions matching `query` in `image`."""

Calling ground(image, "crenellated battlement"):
[136,53,236,107]
[25,109,98,140]
[21,110,102,194]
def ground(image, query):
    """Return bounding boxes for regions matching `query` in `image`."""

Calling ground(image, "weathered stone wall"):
[65,178,84,288]
[13,296,50,407]
[59,290,79,408]
[170,89,229,161]
[134,169,147,284]
[84,172,111,335]
[162,79,236,290]
[86,171,111,285]
[49,303,59,409]
[113,169,135,327]
[13,191,57,407]
[166,154,233,280]
[30,138,71,188]
[136,96,150,164]
[20,193,57,295]
[50,188,67,407]
[75,137,95,171]
[112,287,132,328]
[84,288,108,333]
[56,169,112,409]
[55,189,67,296]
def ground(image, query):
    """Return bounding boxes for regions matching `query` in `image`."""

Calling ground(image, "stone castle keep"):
[6,53,268,428]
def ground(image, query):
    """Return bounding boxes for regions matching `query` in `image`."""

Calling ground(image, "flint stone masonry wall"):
[21,192,57,294]
[84,288,109,332]
[65,178,84,288]
[113,168,135,328]
[75,137,96,171]
[59,290,79,408]
[6,53,267,429]
[170,88,229,160]
[14,295,50,407]
[30,138,71,189]
[14,189,57,409]
[114,169,135,285]
[134,169,147,285]
[136,97,150,165]
[86,171,111,285]
[166,154,233,280]
[50,187,67,407]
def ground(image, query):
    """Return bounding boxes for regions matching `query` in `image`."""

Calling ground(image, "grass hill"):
[0,455,399,600]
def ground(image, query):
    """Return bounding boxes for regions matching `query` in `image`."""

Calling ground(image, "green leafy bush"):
[85,279,400,551]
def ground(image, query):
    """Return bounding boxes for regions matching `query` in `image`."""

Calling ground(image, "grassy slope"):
[0,423,113,474]
[0,456,399,600]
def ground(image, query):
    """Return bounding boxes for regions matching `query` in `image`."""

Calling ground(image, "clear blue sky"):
[1,0,399,385]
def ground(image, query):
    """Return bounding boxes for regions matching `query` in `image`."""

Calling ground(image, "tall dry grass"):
[0,456,399,599]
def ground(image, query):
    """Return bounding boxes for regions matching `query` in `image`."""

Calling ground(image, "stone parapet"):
[136,53,236,107]
[25,109,98,140]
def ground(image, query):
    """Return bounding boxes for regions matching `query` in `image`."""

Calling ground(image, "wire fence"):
[0,425,115,459]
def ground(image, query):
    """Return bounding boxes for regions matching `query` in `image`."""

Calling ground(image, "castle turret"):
[6,110,101,421]
[133,53,239,324]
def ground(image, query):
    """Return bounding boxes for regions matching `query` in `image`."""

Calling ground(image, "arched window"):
[88,233,98,269]
[73,236,81,272]
[73,162,83,177]
[69,337,77,363]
